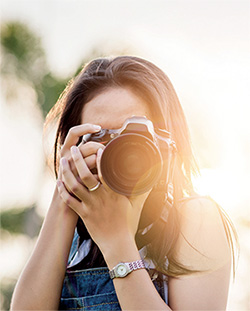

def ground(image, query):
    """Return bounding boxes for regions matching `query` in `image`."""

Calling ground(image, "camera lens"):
[100,133,162,196]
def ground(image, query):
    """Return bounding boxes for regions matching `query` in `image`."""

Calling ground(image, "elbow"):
[11,288,59,311]
[10,286,39,311]
[10,293,31,311]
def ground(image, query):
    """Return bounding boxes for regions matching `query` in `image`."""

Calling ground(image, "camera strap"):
[135,144,176,249]
[135,196,172,249]
[135,185,173,249]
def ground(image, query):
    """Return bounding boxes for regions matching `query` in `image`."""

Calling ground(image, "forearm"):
[103,237,171,311]
[11,188,78,310]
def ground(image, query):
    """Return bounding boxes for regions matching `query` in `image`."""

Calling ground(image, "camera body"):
[82,116,176,196]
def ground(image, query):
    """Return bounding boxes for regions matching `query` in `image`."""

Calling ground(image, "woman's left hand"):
[56,145,150,255]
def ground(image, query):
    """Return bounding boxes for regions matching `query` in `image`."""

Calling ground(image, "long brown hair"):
[45,56,238,276]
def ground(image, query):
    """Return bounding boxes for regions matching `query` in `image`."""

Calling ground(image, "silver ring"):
[88,181,101,192]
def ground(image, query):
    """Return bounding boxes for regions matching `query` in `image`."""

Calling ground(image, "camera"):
[82,116,176,196]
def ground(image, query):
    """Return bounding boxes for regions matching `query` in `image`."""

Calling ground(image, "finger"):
[64,155,97,186]
[56,180,86,217]
[84,154,97,170]
[62,124,101,151]
[58,156,86,190]
[68,152,100,176]
[71,146,101,192]
[60,157,90,202]
[69,155,96,181]
[78,142,105,170]
[68,157,78,177]
[78,141,105,158]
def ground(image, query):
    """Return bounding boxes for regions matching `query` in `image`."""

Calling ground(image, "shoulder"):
[174,196,231,272]
[177,196,227,229]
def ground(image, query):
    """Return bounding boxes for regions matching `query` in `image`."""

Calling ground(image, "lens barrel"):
[100,133,163,196]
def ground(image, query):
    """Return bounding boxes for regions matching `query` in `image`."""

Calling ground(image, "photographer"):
[11,56,237,310]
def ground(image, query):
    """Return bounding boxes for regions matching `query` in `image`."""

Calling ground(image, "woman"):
[11,56,238,310]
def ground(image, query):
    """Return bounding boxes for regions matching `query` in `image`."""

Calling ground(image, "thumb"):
[129,189,152,211]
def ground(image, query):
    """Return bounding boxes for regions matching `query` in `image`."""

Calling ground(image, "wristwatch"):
[109,260,145,279]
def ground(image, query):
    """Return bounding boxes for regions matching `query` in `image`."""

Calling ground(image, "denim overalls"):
[60,230,168,310]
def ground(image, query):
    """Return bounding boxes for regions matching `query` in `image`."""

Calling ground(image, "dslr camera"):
[82,116,176,196]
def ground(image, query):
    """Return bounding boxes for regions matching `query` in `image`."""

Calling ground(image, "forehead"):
[81,87,152,129]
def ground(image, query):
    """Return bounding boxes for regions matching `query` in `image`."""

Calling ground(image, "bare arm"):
[10,188,78,310]
[168,197,232,310]
[99,198,232,310]
[11,124,102,310]
[102,236,171,310]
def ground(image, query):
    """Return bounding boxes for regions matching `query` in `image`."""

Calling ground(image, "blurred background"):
[0,0,249,310]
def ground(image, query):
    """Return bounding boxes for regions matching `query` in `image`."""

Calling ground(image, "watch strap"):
[109,259,145,279]
[109,267,117,280]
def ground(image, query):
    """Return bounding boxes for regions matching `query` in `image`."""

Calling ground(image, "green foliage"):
[40,72,68,116]
[1,22,47,83]
[1,21,67,117]
[0,278,16,311]
[0,204,43,309]
[0,205,43,238]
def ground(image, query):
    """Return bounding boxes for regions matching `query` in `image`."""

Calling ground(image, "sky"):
[1,0,250,215]
[1,0,249,76]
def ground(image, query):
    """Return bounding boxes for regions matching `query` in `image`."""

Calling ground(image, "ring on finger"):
[88,181,101,192]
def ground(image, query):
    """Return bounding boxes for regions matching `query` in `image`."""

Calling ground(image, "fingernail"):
[97,148,103,157]
[93,125,101,131]
[71,146,78,154]
[61,157,67,166]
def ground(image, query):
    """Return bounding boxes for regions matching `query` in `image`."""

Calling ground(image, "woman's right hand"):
[59,123,105,185]
[53,123,105,220]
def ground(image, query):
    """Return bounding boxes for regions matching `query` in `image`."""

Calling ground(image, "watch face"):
[116,264,128,277]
